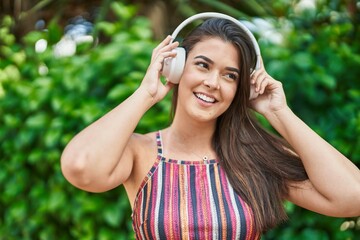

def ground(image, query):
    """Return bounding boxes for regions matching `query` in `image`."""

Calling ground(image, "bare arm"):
[250,58,360,217]
[266,106,360,217]
[61,36,178,192]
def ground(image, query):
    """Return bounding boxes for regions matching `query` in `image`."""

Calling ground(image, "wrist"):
[263,105,291,120]
[133,87,157,110]
[263,106,294,129]
[263,106,297,139]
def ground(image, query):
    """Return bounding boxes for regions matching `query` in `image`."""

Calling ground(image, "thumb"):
[164,80,175,92]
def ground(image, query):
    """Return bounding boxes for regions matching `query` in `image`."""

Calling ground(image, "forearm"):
[265,106,360,201]
[61,87,154,187]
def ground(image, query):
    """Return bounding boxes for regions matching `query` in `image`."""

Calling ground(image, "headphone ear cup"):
[162,47,186,84]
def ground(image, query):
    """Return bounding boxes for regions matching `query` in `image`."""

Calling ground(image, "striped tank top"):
[132,131,260,240]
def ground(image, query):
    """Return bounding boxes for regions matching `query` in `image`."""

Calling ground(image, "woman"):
[61,18,360,239]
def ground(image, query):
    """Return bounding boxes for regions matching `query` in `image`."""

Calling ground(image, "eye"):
[224,72,239,81]
[195,61,209,69]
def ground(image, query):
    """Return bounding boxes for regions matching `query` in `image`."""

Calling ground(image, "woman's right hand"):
[139,35,179,103]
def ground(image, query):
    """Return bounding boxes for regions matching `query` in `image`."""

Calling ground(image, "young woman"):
[61,17,360,239]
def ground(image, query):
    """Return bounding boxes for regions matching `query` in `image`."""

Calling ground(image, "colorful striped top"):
[132,131,260,240]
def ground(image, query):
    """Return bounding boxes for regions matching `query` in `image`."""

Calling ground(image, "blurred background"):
[0,0,359,239]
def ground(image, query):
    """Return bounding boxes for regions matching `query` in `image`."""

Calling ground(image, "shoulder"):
[121,131,159,177]
[126,131,160,177]
[128,131,158,155]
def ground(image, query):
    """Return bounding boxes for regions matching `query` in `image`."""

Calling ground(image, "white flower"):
[35,39,47,53]
[53,37,76,58]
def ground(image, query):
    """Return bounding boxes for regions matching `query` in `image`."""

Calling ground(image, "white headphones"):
[162,12,261,100]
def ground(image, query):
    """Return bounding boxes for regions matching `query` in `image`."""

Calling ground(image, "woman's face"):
[177,37,240,123]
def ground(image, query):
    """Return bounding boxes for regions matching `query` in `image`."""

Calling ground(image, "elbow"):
[348,186,360,216]
[335,186,360,217]
[61,149,92,189]
[346,184,360,216]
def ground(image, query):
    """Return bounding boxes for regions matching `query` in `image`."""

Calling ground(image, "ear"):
[162,47,186,84]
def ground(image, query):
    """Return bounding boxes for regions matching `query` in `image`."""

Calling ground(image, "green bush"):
[261,3,360,239]
[0,1,359,239]
[0,2,166,239]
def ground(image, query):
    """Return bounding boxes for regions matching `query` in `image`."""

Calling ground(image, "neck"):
[169,114,216,144]
[162,114,217,161]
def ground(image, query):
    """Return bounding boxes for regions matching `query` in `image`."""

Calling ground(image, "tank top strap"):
[156,130,164,159]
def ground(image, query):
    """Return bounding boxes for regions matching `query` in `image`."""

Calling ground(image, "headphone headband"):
[170,12,261,70]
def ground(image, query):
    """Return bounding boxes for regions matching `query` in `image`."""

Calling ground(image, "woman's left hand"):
[250,57,287,117]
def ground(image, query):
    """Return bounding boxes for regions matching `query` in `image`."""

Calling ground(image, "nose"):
[203,72,220,90]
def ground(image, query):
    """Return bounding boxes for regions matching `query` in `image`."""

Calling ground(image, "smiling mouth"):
[194,93,217,103]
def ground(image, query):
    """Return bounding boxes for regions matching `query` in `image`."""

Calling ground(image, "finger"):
[151,36,172,60]
[259,56,264,68]
[153,36,178,55]
[155,35,173,50]
[166,41,180,50]
[151,40,179,62]
[253,71,267,92]
[156,41,179,57]
[258,76,270,94]
[152,50,178,73]
[250,68,265,84]
[164,80,174,91]
[250,69,257,83]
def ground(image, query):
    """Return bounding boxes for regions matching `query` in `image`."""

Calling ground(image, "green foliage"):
[1,0,359,239]
[260,1,360,239]
[264,205,358,240]
[0,2,166,239]
[261,1,360,162]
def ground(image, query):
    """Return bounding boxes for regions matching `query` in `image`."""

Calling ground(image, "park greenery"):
[0,0,359,239]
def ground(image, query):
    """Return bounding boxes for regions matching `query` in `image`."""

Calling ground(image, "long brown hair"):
[171,18,308,232]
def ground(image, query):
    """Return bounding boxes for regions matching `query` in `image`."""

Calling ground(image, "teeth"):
[195,93,215,103]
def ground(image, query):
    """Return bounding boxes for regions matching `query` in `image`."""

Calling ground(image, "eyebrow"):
[194,55,240,74]
[194,55,214,64]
